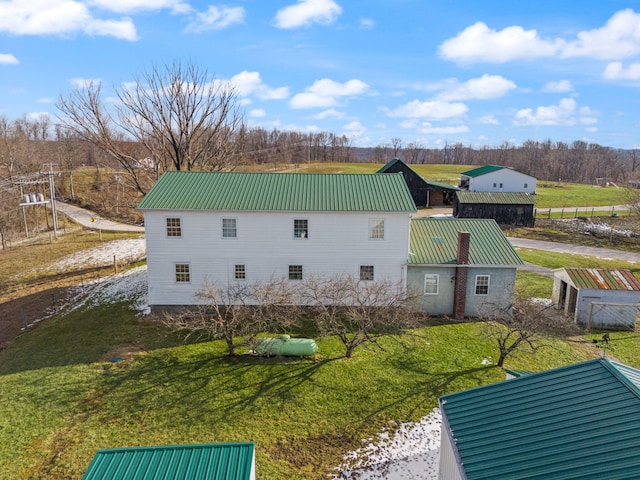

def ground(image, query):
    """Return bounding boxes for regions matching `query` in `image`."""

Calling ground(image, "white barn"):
[137,171,416,308]
[459,165,536,194]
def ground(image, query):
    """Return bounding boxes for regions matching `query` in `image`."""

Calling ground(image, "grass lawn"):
[0,299,593,479]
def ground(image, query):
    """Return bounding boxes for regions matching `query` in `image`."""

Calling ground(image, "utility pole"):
[43,163,59,237]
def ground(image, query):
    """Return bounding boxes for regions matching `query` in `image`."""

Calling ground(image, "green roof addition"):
[408,218,523,265]
[137,171,416,212]
[562,268,640,291]
[82,443,255,480]
[440,359,640,480]
[460,164,506,177]
[455,191,535,205]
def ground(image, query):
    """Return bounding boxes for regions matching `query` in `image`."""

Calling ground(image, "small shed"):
[439,359,640,480]
[459,164,536,194]
[377,158,457,207]
[552,267,640,329]
[82,443,256,480]
[453,191,535,227]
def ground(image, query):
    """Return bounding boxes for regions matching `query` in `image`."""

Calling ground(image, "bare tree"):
[163,277,299,356]
[302,274,421,358]
[57,60,244,194]
[480,295,578,367]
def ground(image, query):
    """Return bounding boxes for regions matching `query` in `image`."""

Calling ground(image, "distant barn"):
[377,158,458,207]
[453,191,535,227]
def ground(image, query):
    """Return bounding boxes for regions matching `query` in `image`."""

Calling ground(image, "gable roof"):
[460,164,506,177]
[408,218,523,265]
[82,443,255,480]
[377,157,408,173]
[440,359,640,480]
[455,191,535,205]
[559,268,640,291]
[137,171,416,212]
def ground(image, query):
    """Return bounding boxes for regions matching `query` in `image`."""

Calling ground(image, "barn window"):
[493,183,497,188]
[235,264,246,280]
[175,263,190,283]
[166,217,182,237]
[294,219,308,238]
[369,219,385,240]
[289,265,303,280]
[424,274,439,295]
[222,218,237,238]
[360,265,374,281]
[475,275,490,295]
[524,183,528,189]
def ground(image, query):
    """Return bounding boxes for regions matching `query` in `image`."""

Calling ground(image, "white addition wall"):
[468,169,536,194]
[144,209,411,306]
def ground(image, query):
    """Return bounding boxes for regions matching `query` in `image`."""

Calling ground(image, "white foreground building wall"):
[145,209,411,306]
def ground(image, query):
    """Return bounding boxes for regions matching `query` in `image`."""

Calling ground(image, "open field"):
[1,163,639,478]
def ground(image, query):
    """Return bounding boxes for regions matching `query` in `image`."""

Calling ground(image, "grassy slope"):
[0,299,593,479]
[1,163,638,478]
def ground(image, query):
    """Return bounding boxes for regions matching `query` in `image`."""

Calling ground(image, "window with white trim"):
[235,264,246,280]
[289,265,303,280]
[368,219,385,240]
[294,219,308,238]
[424,274,439,295]
[175,263,190,283]
[222,218,237,238]
[360,265,374,281]
[475,275,490,295]
[166,217,182,237]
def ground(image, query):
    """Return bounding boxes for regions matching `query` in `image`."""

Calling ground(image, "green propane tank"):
[255,335,318,357]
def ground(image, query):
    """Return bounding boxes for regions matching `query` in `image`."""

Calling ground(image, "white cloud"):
[438,22,560,64]
[603,61,640,80]
[313,109,345,119]
[0,53,18,64]
[435,74,516,101]
[249,108,266,118]
[343,121,366,135]
[477,114,499,125]
[87,0,191,14]
[542,80,574,93]
[185,5,244,33]
[387,100,468,120]
[417,123,470,135]
[359,18,374,29]
[561,9,640,60]
[439,9,640,64]
[274,0,342,29]
[290,78,369,109]
[70,77,103,88]
[227,71,289,100]
[513,98,598,126]
[0,0,138,40]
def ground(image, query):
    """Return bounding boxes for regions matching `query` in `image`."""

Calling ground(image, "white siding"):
[468,169,536,194]
[438,426,463,480]
[145,210,410,306]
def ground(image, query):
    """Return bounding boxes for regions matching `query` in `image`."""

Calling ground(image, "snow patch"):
[332,408,441,479]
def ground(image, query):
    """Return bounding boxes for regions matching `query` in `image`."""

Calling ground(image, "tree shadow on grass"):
[92,350,342,426]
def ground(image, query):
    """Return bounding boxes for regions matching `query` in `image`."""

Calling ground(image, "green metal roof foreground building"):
[81,443,255,480]
[137,171,417,213]
[439,359,640,480]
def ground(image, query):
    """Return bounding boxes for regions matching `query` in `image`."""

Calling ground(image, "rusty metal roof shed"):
[562,268,640,291]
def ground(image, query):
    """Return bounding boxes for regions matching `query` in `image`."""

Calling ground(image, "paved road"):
[54,201,145,233]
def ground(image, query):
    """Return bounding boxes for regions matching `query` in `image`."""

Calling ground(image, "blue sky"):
[3,0,640,149]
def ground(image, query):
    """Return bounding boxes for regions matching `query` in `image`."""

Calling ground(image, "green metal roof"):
[455,191,535,205]
[562,268,640,291]
[460,164,506,177]
[408,218,524,265]
[82,443,254,480]
[424,179,459,191]
[137,171,416,212]
[440,359,640,480]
